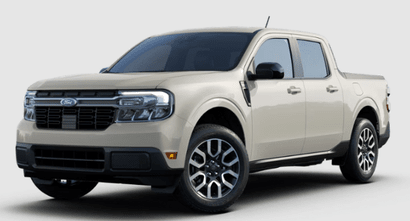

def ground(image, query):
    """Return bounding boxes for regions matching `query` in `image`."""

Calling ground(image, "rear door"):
[293,35,344,153]
[248,34,306,160]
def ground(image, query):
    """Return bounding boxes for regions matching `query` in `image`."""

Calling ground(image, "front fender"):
[175,98,252,165]
[188,98,246,127]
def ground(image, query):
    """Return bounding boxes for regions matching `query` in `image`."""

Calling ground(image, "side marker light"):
[166,152,178,160]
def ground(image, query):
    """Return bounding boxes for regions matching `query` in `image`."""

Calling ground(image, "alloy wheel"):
[357,128,376,173]
[188,138,240,199]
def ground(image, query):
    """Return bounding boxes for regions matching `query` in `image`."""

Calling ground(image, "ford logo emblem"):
[60,98,77,107]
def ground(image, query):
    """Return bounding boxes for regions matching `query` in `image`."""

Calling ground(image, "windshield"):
[107,32,255,73]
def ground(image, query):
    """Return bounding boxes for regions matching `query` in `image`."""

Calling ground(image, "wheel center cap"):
[210,165,217,171]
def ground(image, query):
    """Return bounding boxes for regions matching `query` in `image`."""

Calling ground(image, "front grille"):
[35,107,116,130]
[34,147,105,170]
[36,90,117,98]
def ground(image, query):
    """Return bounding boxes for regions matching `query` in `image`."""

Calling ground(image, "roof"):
[154,27,325,39]
[158,27,262,35]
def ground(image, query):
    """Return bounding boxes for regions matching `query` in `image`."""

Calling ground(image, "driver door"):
[248,36,306,160]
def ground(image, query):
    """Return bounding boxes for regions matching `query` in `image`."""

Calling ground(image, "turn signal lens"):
[166,152,178,160]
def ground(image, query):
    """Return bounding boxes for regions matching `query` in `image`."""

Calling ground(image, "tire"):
[340,118,379,183]
[175,124,249,213]
[32,178,98,200]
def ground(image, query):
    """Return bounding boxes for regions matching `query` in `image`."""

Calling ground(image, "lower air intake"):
[34,147,105,171]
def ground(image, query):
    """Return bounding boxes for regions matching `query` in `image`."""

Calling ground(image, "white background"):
[1,0,408,220]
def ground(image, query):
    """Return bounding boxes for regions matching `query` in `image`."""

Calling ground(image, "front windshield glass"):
[108,32,254,73]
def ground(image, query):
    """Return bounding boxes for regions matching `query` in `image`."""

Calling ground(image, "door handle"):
[326,85,339,93]
[287,86,302,94]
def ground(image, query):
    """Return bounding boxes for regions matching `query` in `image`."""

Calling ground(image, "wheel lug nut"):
[207,172,212,176]
[211,160,214,164]
[205,165,209,168]
[215,172,218,175]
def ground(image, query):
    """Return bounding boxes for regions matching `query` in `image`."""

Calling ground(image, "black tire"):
[340,118,379,183]
[32,178,98,200]
[175,124,249,213]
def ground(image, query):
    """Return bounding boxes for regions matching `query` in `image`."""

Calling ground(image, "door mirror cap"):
[249,62,284,80]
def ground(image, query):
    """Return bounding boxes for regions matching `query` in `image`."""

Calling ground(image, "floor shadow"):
[239,170,351,205]
[7,170,370,220]
[8,187,200,220]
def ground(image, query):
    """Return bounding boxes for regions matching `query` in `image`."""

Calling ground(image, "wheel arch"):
[195,107,245,145]
[186,98,250,156]
[351,98,381,140]
[333,99,380,166]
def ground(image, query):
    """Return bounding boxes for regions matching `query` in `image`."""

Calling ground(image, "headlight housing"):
[24,91,36,121]
[116,91,174,122]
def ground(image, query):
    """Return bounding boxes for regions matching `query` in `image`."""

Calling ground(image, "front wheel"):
[340,118,379,183]
[175,124,249,213]
[32,178,98,200]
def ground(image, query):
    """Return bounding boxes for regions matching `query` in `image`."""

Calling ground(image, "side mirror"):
[249,62,284,80]
[100,67,108,73]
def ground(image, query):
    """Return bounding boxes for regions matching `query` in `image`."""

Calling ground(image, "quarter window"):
[254,39,293,79]
[297,40,328,78]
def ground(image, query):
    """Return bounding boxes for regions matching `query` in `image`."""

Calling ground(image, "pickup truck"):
[16,27,390,213]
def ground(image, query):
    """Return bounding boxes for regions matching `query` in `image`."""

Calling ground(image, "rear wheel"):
[175,124,249,213]
[340,118,379,183]
[32,178,98,199]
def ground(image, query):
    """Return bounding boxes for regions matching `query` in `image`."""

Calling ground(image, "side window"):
[297,40,328,78]
[254,39,293,79]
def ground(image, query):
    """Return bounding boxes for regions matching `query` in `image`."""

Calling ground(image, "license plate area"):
[62,115,77,130]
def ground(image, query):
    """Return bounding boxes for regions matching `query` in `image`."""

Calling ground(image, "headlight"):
[24,91,36,121]
[116,91,174,122]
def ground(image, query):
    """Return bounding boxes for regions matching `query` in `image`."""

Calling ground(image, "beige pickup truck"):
[16,27,390,212]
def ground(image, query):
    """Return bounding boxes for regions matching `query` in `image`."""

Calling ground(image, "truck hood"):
[28,72,203,90]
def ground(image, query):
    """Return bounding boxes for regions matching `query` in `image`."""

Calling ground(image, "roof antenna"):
[265,16,270,28]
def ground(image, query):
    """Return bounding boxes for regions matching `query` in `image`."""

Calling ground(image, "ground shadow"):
[7,170,371,220]
[239,170,351,204]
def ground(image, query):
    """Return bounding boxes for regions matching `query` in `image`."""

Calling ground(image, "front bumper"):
[16,114,192,169]
[16,143,183,187]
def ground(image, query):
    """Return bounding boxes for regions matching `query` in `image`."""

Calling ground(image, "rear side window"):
[297,40,328,78]
[254,39,293,79]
